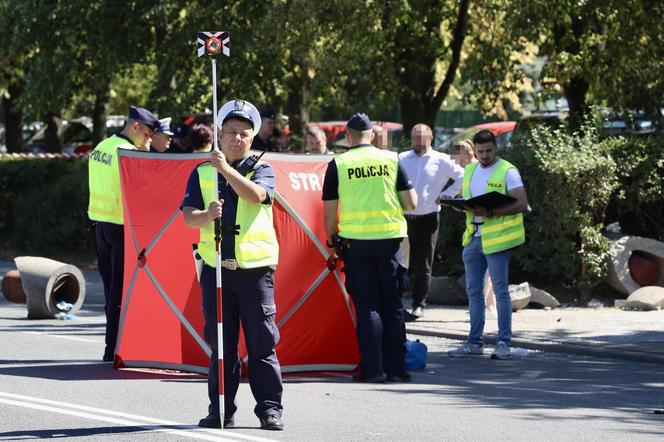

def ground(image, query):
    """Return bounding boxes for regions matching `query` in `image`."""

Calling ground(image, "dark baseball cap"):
[346,112,373,132]
[260,106,276,120]
[128,106,160,131]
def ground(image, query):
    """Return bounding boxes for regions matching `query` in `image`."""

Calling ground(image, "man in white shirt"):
[398,124,464,320]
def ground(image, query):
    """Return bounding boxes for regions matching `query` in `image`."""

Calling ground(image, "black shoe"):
[260,415,284,431]
[223,416,234,429]
[198,414,221,429]
[385,372,412,383]
[352,372,385,383]
[404,311,418,322]
[102,353,113,362]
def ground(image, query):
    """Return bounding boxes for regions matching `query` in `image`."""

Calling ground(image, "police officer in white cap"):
[150,117,174,152]
[182,99,284,430]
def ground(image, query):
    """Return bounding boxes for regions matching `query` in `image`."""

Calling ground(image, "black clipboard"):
[442,191,516,210]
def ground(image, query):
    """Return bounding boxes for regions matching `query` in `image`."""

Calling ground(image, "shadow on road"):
[383,350,664,435]
[0,362,205,382]
[0,424,199,440]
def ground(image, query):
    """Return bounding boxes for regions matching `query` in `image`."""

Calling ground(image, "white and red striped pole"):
[211,56,225,424]
[215,235,224,421]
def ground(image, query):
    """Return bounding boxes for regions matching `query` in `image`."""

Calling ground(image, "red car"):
[311,121,403,145]
[437,121,516,151]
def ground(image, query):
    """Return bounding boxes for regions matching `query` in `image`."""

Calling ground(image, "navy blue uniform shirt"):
[322,144,413,200]
[182,160,276,260]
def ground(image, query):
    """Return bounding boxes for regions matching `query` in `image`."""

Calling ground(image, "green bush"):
[435,121,621,302]
[0,157,93,264]
[507,122,618,301]
[605,134,664,240]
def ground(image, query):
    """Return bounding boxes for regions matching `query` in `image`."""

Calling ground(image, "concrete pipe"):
[14,256,86,319]
[607,236,664,295]
[1,270,27,303]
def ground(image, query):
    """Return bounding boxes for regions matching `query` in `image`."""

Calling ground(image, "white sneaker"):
[491,341,511,359]
[448,343,484,357]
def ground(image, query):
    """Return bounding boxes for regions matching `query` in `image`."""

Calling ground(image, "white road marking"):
[22,330,102,343]
[0,392,275,442]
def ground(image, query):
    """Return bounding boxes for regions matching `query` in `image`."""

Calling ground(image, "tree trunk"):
[299,57,310,138]
[284,60,305,151]
[578,261,593,306]
[3,82,24,153]
[564,77,589,132]
[43,112,63,153]
[91,84,111,147]
[396,0,470,137]
[400,94,437,138]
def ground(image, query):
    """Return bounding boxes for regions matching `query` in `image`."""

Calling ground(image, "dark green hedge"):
[0,157,94,264]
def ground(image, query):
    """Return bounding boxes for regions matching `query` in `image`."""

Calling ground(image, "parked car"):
[510,110,658,144]
[510,112,564,145]
[24,116,126,154]
[437,121,516,151]
[327,121,403,151]
[601,112,657,137]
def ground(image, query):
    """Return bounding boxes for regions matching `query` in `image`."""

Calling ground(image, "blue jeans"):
[462,236,512,346]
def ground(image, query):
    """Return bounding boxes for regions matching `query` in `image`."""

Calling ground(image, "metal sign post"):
[196,30,230,427]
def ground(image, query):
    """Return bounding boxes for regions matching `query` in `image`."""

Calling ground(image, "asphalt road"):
[1,269,663,441]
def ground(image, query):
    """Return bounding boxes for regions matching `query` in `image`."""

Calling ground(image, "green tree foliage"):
[0,0,31,152]
[375,0,471,134]
[502,0,664,129]
[13,0,155,150]
[505,119,618,302]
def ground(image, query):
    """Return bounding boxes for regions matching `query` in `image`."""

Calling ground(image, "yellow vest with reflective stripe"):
[88,135,135,224]
[336,146,407,239]
[461,159,525,253]
[197,162,279,269]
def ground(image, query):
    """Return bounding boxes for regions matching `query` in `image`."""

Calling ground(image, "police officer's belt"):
[220,259,238,270]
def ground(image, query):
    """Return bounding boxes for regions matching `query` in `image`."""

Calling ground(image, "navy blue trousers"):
[342,238,407,377]
[95,221,124,358]
[200,264,283,420]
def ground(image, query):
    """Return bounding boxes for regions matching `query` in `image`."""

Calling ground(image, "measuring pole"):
[197,31,230,427]
[211,55,225,423]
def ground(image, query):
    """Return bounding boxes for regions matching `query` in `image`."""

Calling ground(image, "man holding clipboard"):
[443,129,529,360]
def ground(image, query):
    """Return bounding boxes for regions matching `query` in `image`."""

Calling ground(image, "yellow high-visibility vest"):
[461,159,525,253]
[88,135,135,224]
[197,163,279,269]
[336,145,407,239]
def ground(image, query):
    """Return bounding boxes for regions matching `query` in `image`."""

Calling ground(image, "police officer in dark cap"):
[251,106,280,152]
[182,99,284,431]
[167,120,194,153]
[322,112,417,382]
[88,105,160,362]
